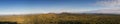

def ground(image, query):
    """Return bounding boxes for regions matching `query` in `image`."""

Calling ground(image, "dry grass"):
[0,13,120,24]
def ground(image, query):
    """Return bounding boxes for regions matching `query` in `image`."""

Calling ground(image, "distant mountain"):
[86,8,120,14]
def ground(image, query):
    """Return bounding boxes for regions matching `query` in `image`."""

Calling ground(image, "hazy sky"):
[0,0,117,15]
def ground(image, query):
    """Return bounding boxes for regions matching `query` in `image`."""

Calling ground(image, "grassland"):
[0,13,120,24]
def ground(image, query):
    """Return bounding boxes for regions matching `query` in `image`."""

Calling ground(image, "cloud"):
[96,0,120,8]
[89,0,120,14]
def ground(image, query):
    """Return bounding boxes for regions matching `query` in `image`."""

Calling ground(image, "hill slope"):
[0,13,120,24]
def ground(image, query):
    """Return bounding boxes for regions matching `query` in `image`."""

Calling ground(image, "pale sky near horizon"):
[0,0,119,15]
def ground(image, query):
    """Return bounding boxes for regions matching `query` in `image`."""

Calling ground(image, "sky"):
[0,0,118,15]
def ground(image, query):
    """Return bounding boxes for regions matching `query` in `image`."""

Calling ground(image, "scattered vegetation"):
[0,13,120,24]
